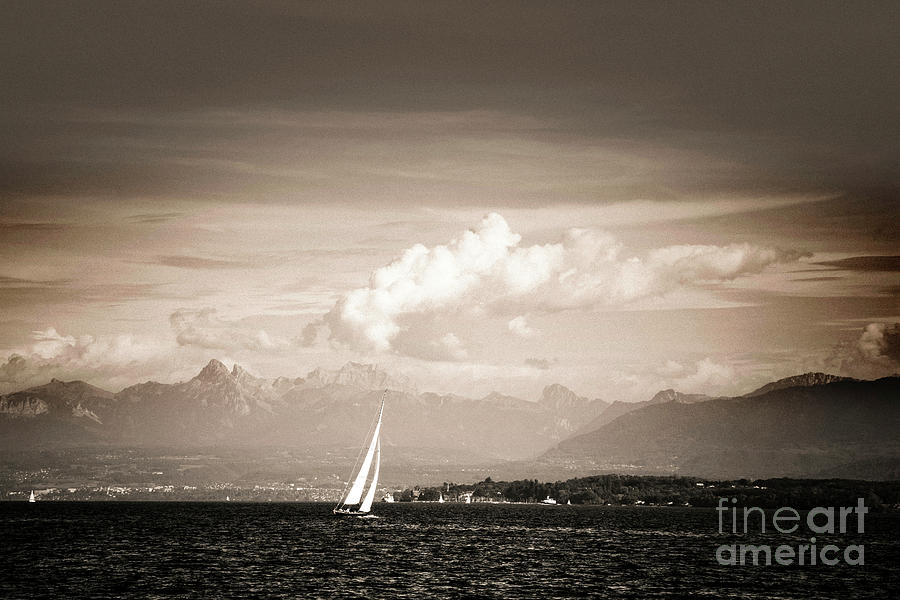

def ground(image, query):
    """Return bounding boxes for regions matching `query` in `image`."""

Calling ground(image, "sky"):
[0,1,898,400]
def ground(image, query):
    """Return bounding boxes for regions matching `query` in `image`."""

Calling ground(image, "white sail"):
[341,397,384,506]
[28,490,35,503]
[358,440,380,513]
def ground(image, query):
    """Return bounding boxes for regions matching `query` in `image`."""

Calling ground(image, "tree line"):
[390,475,900,510]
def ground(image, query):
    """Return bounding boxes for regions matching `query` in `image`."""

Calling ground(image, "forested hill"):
[404,475,900,510]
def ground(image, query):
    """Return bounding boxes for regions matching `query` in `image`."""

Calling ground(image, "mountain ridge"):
[0,359,607,460]
[743,372,855,397]
[4,365,896,478]
[538,376,900,480]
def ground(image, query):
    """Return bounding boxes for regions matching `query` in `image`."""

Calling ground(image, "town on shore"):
[10,474,900,511]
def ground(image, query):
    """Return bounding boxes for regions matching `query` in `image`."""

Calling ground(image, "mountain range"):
[1,361,897,480]
[537,375,899,480]
[0,360,608,461]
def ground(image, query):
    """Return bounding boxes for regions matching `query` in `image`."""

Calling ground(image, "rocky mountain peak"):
[744,372,855,397]
[304,367,328,387]
[650,389,679,403]
[36,378,115,399]
[194,359,232,384]
[480,391,532,410]
[230,363,261,384]
[334,362,379,384]
[540,384,582,408]
[304,362,417,394]
[649,388,713,404]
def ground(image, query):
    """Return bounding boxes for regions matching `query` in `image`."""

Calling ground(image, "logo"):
[715,497,866,566]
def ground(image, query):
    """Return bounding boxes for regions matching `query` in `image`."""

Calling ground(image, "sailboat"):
[28,490,36,503]
[333,391,385,517]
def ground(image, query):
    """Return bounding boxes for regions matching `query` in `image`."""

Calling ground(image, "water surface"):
[1,502,897,598]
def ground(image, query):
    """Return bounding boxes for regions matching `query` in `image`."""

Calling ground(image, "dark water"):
[0,502,897,599]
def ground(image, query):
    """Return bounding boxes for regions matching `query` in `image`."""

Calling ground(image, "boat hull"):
[332,508,372,516]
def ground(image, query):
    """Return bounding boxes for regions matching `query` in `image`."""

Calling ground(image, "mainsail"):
[334,392,385,515]
[358,440,380,513]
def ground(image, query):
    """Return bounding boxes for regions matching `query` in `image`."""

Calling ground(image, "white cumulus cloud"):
[309,212,802,359]
[0,327,171,393]
[170,308,284,351]
[824,322,900,379]
[508,316,536,338]
[858,322,900,363]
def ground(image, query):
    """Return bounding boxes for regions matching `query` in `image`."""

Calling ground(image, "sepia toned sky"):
[1,1,898,400]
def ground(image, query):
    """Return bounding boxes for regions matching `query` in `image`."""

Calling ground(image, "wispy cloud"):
[524,357,554,370]
[155,255,253,270]
[814,256,900,272]
[0,277,166,308]
[125,212,184,224]
[0,275,69,287]
[169,308,286,352]
[791,276,843,282]
[0,222,67,232]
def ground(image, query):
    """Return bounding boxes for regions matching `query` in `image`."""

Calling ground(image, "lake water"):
[0,502,897,598]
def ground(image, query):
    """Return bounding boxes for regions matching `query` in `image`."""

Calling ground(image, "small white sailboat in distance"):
[28,490,36,503]
[333,391,385,517]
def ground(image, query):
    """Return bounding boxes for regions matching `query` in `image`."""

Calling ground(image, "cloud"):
[670,358,735,393]
[0,276,165,308]
[309,212,802,359]
[0,275,72,307]
[825,322,900,379]
[656,360,687,377]
[508,316,536,338]
[387,326,469,362]
[0,222,66,231]
[0,327,169,393]
[598,357,746,402]
[524,357,554,370]
[791,276,842,282]
[156,255,251,269]
[858,322,900,364]
[125,212,184,224]
[169,308,283,351]
[434,333,468,362]
[814,256,900,272]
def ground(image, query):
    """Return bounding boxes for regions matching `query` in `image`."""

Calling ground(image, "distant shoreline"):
[8,475,900,511]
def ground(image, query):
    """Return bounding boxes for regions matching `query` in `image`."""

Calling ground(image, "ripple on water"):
[0,503,898,599]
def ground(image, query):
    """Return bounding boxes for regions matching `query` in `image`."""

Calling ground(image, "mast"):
[358,440,380,513]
